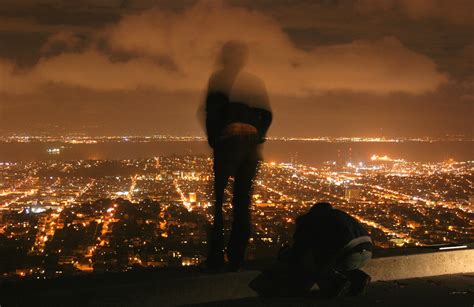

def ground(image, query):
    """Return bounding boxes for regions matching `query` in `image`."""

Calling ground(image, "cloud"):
[0,1,448,96]
[40,31,84,54]
[33,50,196,91]
[356,0,474,25]
[0,59,38,94]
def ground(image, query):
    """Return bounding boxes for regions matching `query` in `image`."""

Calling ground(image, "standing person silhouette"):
[204,41,272,271]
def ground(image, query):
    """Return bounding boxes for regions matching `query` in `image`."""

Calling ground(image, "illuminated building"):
[345,188,362,201]
[189,192,197,203]
[47,148,61,155]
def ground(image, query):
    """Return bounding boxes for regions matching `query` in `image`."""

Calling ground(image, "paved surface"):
[1,271,473,306]
[190,273,474,307]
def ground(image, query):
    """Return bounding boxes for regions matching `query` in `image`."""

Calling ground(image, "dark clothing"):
[204,69,272,269]
[275,203,373,295]
[291,203,372,260]
[205,91,272,148]
[208,137,261,267]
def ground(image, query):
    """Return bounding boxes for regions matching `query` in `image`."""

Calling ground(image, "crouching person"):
[278,202,373,297]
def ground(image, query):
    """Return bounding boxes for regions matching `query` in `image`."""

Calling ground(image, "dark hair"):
[295,202,332,225]
[310,202,332,212]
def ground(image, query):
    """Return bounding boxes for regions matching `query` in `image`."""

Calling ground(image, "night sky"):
[0,0,472,137]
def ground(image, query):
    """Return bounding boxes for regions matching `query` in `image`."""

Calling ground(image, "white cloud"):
[0,1,448,96]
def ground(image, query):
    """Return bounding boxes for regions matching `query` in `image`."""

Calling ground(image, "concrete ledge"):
[1,248,473,306]
[142,248,474,305]
[365,248,474,281]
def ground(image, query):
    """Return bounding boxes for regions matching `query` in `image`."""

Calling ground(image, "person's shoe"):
[325,273,351,298]
[347,269,371,296]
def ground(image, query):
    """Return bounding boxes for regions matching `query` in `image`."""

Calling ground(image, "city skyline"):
[1,155,472,279]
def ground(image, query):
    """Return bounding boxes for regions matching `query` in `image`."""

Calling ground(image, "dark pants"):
[298,248,372,292]
[208,138,260,267]
[264,244,372,295]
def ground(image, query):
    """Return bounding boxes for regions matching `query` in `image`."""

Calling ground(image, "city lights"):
[0,153,471,279]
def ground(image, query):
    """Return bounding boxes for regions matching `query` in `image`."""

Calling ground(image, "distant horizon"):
[1,134,473,142]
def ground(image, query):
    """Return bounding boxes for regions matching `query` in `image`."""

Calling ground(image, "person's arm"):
[251,78,272,143]
[255,108,272,143]
[205,91,227,148]
[205,72,231,148]
[278,215,312,264]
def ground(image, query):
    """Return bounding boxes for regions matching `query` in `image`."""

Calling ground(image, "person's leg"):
[227,149,259,270]
[345,269,371,295]
[336,250,372,295]
[310,250,352,297]
[278,249,349,296]
[313,270,351,298]
[336,250,372,272]
[206,150,230,270]
[290,249,327,293]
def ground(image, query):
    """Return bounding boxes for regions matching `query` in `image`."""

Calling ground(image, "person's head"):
[217,40,249,71]
[310,202,332,213]
[296,202,332,224]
